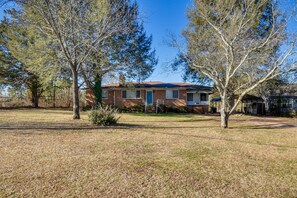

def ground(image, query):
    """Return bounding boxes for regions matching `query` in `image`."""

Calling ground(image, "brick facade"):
[86,88,209,113]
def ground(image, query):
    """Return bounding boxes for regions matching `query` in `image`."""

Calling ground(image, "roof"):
[102,81,213,90]
[211,97,221,102]
[211,95,263,102]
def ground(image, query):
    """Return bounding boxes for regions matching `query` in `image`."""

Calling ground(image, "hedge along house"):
[86,81,213,113]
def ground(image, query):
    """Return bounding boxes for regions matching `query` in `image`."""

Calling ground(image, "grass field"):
[0,109,297,197]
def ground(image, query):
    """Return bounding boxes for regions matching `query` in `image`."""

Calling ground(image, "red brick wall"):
[163,90,187,107]
[104,90,145,108]
[86,89,209,112]
[86,89,95,106]
[188,105,209,113]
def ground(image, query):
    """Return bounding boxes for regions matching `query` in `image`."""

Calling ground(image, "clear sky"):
[137,0,192,83]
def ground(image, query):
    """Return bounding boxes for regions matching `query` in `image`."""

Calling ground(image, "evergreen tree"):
[0,17,43,108]
[81,16,157,106]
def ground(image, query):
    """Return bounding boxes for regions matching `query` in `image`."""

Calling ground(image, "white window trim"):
[166,89,179,99]
[122,90,141,99]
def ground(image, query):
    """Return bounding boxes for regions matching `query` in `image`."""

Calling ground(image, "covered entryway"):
[186,91,209,106]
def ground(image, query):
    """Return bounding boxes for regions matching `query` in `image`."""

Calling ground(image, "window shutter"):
[166,90,171,99]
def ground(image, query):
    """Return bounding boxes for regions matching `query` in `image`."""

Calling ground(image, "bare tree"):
[172,0,297,128]
[5,0,137,119]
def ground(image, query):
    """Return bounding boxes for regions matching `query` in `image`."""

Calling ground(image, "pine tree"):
[81,15,157,106]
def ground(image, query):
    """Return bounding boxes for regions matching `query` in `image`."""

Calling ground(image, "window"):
[122,90,141,99]
[102,90,108,99]
[136,90,141,98]
[200,93,207,101]
[187,93,193,101]
[166,90,179,99]
[122,90,127,98]
[173,90,179,99]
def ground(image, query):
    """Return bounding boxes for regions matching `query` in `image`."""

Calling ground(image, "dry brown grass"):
[0,109,296,197]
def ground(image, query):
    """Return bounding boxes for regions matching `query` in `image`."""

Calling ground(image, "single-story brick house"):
[86,81,213,113]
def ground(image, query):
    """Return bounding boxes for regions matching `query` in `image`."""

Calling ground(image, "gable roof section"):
[102,81,212,91]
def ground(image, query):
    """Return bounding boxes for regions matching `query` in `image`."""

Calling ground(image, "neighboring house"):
[268,96,297,115]
[86,81,213,113]
[210,95,265,115]
[210,90,297,116]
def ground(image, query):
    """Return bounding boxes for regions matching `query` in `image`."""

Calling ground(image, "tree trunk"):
[30,83,39,108]
[67,87,71,108]
[53,84,56,108]
[31,92,39,108]
[94,73,102,107]
[220,97,229,128]
[72,69,80,119]
[220,110,229,128]
[263,96,269,115]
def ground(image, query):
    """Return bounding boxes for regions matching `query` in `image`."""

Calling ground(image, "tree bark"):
[31,92,39,108]
[30,81,40,108]
[263,96,269,115]
[53,84,56,108]
[72,69,80,119]
[220,97,229,128]
[221,110,229,128]
[94,73,102,107]
[67,87,71,108]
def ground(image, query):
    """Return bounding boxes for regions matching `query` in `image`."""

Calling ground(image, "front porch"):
[186,91,210,106]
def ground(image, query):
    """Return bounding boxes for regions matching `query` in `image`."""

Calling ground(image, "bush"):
[82,105,92,112]
[88,105,120,126]
[157,104,166,113]
[165,106,189,113]
[288,111,296,118]
[121,104,144,113]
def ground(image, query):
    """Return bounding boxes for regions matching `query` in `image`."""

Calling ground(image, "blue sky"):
[136,0,192,83]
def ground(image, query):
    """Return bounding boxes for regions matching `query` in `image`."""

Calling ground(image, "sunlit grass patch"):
[0,109,296,197]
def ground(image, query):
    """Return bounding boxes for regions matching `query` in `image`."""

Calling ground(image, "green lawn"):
[0,109,296,197]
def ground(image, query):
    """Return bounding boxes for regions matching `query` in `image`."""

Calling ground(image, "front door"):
[147,91,153,105]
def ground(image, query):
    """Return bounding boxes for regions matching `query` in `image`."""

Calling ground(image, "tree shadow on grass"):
[127,118,216,123]
[0,123,142,131]
[1,120,296,149]
[142,130,297,149]
[232,124,297,130]
[0,121,296,132]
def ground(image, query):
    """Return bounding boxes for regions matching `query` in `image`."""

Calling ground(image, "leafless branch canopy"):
[174,0,297,117]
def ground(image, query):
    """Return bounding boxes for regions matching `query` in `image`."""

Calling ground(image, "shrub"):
[82,105,92,112]
[165,106,189,113]
[88,105,120,126]
[157,104,166,113]
[288,111,296,118]
[121,104,144,113]
[179,106,189,113]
